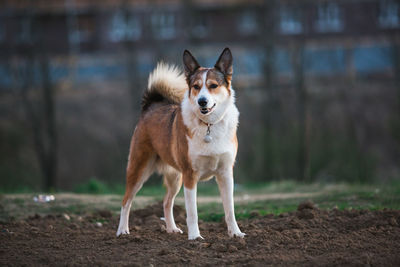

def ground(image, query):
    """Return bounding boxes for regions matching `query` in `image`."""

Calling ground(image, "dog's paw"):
[116,228,130,237]
[167,227,183,234]
[229,231,246,238]
[188,234,204,241]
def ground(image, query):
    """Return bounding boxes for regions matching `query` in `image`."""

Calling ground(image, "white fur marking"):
[217,170,245,238]
[116,156,156,237]
[147,62,187,104]
[184,186,203,240]
[197,70,215,109]
[165,196,183,233]
[163,171,183,234]
[116,204,131,236]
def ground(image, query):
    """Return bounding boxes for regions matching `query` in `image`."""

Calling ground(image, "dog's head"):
[183,48,233,119]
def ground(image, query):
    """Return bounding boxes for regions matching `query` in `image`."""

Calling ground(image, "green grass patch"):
[1,180,399,222]
[197,181,400,221]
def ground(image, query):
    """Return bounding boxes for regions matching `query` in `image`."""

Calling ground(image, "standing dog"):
[117,48,245,240]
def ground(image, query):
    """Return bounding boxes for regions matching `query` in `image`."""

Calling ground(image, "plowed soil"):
[1,202,400,266]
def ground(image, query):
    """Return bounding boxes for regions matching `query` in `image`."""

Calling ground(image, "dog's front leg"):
[216,169,245,238]
[184,182,203,240]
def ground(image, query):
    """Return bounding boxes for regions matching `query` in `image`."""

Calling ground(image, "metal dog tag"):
[204,134,212,143]
[204,124,212,143]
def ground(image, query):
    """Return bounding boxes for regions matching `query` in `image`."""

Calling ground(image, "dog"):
[116,48,245,240]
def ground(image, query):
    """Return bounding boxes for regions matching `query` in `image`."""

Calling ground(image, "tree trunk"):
[260,0,277,127]
[292,42,309,181]
[40,55,58,191]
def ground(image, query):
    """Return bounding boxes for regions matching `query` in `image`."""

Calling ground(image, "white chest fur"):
[181,91,239,180]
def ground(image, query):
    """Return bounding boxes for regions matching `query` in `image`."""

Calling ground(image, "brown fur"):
[122,104,197,206]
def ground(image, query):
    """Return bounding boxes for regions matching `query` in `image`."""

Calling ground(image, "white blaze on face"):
[197,70,215,109]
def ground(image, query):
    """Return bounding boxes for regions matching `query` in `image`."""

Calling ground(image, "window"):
[69,15,95,44]
[126,16,141,41]
[353,46,393,73]
[378,0,399,28]
[151,12,176,40]
[241,52,263,75]
[315,2,343,32]
[192,16,208,38]
[238,11,258,34]
[304,48,345,74]
[279,6,303,34]
[18,17,32,44]
[109,11,141,42]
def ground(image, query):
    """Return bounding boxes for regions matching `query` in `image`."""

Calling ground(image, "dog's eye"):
[209,84,218,89]
[193,85,200,90]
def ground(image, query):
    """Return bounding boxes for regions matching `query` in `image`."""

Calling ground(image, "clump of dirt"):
[1,202,400,266]
[296,200,317,220]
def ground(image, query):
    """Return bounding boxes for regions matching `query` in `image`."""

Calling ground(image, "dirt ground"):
[1,202,400,266]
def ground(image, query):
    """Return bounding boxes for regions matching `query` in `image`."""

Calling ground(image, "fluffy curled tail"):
[141,62,187,112]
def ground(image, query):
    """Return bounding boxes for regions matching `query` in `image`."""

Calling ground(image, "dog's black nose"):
[198,97,208,107]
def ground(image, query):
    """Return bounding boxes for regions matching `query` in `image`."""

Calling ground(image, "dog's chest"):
[190,152,233,180]
[187,124,236,179]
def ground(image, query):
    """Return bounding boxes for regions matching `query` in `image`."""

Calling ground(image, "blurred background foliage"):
[0,0,399,192]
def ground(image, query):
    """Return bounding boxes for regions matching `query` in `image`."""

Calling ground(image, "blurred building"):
[1,0,400,189]
[0,0,399,88]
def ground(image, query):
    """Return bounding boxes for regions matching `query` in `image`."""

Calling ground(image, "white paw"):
[166,227,183,234]
[116,228,130,237]
[229,231,246,238]
[188,234,204,240]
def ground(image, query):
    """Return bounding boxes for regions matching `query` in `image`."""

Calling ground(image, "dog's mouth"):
[200,103,216,115]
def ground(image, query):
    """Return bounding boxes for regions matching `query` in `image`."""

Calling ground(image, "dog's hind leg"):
[116,139,156,237]
[163,171,183,233]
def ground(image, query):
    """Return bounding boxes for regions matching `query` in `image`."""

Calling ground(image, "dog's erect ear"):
[183,50,200,77]
[214,47,233,76]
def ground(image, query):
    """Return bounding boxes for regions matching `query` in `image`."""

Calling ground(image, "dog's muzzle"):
[200,103,216,114]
